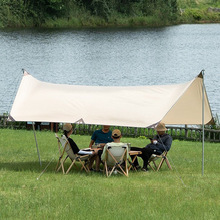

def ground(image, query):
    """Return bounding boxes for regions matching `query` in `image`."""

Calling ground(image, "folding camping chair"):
[148,151,172,171]
[55,133,90,174]
[102,143,129,177]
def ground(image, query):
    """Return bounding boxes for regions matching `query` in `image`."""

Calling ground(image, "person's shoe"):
[141,167,149,172]
[135,165,141,170]
[113,170,118,174]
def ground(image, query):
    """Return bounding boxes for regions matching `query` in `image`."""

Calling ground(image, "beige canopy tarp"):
[9,71,213,127]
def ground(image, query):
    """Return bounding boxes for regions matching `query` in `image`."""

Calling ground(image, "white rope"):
[37,157,54,180]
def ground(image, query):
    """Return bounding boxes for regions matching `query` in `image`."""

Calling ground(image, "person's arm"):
[163,135,172,151]
[89,139,95,149]
[150,136,159,145]
[157,135,172,152]
[89,131,97,148]
[78,150,94,155]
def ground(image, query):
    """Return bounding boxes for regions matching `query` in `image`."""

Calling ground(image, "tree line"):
[0,0,178,27]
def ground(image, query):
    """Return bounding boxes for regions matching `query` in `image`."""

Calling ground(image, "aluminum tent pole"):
[202,70,205,176]
[32,122,42,166]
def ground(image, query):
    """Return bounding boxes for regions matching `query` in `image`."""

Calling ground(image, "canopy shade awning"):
[9,71,213,128]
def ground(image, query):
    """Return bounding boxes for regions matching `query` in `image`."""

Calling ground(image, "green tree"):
[24,0,65,26]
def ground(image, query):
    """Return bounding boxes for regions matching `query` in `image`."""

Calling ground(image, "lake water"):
[0,24,219,117]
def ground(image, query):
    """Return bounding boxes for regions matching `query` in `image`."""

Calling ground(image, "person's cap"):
[112,129,121,138]
[63,123,72,132]
[155,122,167,131]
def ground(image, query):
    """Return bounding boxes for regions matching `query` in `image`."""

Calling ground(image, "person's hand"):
[92,149,99,154]
[152,140,158,145]
[99,143,106,149]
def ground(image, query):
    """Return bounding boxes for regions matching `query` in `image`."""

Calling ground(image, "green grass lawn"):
[0,129,220,219]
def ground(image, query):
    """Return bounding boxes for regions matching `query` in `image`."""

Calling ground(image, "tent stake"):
[32,122,42,166]
[202,70,205,176]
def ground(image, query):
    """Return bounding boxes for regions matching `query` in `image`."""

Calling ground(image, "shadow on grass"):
[0,161,127,178]
[0,161,88,174]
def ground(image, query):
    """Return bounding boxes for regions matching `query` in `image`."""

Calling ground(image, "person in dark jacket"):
[63,123,96,156]
[130,122,172,172]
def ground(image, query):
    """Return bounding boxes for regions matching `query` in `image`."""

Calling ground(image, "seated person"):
[101,129,127,162]
[63,123,96,156]
[89,125,113,149]
[130,122,172,171]
[95,129,128,173]
[88,125,113,171]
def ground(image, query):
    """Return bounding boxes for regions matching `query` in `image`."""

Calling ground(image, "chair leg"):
[55,159,64,173]
[118,164,128,177]
[157,157,165,171]
[105,161,108,177]
[153,161,157,169]
[157,156,172,171]
[148,161,156,171]
[55,158,61,171]
[118,158,128,177]
[128,155,137,171]
[125,160,128,176]
[66,159,76,174]
[108,166,116,177]
[56,155,68,174]
[165,157,172,170]
[78,159,89,172]
[56,161,65,174]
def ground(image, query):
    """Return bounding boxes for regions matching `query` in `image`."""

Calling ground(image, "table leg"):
[128,155,138,171]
